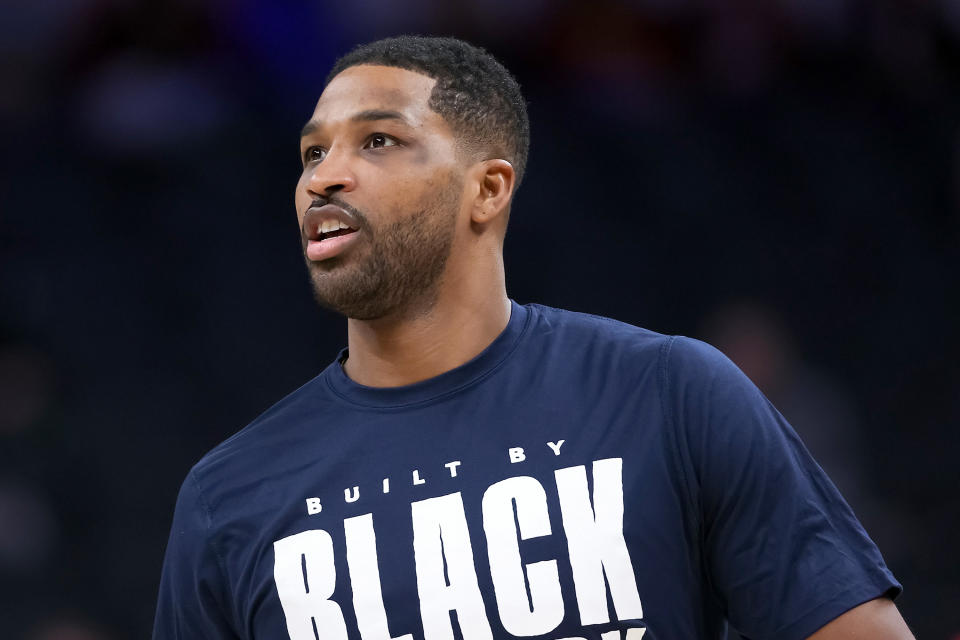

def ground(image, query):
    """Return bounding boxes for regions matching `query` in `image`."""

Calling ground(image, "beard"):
[302,181,460,321]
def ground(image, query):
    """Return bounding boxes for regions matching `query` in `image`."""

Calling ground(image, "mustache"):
[309,196,370,230]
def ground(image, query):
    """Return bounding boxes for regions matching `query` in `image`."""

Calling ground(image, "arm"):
[808,598,913,640]
[662,337,903,640]
[154,470,239,639]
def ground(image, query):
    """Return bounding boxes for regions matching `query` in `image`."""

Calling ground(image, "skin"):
[296,64,514,387]
[808,597,913,639]
[295,64,912,639]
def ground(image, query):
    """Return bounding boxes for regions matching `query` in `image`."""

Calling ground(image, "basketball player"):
[154,36,913,639]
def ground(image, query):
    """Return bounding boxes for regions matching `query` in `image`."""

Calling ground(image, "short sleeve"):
[662,337,901,640]
[153,470,239,640]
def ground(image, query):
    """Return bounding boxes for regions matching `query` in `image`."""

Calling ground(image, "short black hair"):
[326,35,530,187]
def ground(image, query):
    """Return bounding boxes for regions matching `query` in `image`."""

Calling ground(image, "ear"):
[470,159,515,227]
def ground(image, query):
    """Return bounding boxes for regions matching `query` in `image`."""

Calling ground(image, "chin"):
[309,279,390,320]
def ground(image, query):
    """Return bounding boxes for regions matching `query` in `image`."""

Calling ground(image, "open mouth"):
[303,203,363,261]
[320,228,356,241]
[306,213,361,261]
[315,218,358,242]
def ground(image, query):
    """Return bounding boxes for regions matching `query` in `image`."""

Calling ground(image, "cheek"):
[378,175,430,210]
[405,169,454,199]
[399,183,444,217]
[366,165,463,221]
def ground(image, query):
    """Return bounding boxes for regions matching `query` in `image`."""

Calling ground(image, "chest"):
[218,398,715,639]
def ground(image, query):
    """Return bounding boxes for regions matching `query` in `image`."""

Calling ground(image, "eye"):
[303,146,326,164]
[364,133,398,150]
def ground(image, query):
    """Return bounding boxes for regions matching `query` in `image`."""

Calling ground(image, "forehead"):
[311,64,439,127]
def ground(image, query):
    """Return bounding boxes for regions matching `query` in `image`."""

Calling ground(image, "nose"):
[305,146,357,198]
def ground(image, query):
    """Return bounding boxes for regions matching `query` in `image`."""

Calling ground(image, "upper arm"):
[807,598,913,639]
[663,337,902,639]
[153,471,238,639]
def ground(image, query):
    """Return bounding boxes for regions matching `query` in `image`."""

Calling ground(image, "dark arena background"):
[0,1,958,638]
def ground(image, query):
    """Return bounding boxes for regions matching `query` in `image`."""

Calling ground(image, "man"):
[154,36,912,639]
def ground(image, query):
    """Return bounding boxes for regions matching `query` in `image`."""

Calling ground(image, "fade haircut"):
[326,35,530,187]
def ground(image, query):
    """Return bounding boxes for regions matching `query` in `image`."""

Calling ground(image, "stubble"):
[303,180,461,320]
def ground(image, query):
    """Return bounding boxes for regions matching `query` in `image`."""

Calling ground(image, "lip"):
[302,203,362,262]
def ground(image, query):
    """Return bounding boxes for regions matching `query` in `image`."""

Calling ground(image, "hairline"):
[325,62,501,164]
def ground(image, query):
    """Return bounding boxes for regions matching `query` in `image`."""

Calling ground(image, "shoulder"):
[652,334,781,458]
[660,334,746,386]
[524,302,672,359]
[524,303,737,384]
[189,370,332,491]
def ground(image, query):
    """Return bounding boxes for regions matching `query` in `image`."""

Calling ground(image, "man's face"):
[295,64,465,320]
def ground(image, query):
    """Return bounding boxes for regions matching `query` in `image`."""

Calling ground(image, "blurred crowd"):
[1,0,958,638]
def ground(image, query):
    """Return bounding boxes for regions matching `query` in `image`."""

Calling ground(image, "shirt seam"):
[658,335,697,515]
[659,335,731,626]
[189,468,242,637]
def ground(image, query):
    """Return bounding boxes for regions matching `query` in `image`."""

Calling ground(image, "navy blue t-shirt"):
[154,302,900,640]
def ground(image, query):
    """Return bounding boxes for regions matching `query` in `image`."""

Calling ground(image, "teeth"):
[317,218,355,238]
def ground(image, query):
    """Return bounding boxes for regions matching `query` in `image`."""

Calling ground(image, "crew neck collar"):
[323,300,530,409]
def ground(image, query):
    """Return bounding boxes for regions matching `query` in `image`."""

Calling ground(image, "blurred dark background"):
[1,0,958,638]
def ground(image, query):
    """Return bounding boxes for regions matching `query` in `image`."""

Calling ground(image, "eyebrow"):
[299,109,411,138]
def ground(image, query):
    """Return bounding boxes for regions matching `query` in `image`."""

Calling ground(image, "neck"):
[342,260,511,388]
